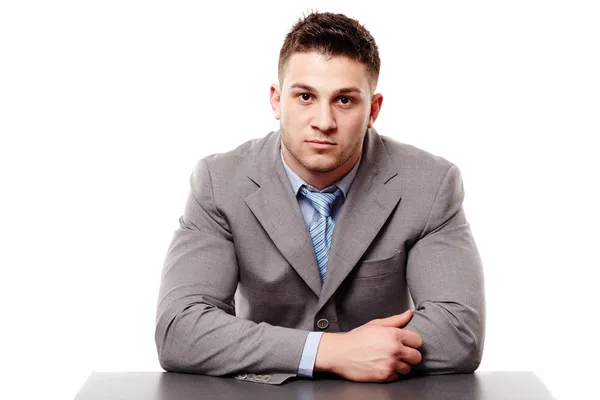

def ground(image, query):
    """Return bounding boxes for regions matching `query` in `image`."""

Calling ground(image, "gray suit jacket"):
[155,128,485,385]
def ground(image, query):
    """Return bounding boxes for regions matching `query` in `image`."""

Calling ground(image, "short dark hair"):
[278,11,381,91]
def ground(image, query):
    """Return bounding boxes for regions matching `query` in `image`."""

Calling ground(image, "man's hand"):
[314,310,423,382]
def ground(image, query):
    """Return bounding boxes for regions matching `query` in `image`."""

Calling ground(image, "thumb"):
[367,309,412,328]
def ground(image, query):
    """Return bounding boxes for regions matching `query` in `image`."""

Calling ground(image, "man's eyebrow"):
[289,83,363,96]
[335,87,362,95]
[289,83,315,92]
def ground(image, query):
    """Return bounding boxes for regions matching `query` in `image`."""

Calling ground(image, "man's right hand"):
[314,309,423,382]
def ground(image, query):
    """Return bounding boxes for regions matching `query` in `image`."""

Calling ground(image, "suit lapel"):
[316,129,402,312]
[244,133,323,297]
[243,129,402,304]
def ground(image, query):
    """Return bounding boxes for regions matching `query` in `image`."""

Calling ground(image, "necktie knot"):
[300,186,344,218]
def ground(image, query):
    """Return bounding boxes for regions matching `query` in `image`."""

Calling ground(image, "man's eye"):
[338,96,352,105]
[299,93,312,101]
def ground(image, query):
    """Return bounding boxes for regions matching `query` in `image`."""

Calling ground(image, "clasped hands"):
[314,309,423,382]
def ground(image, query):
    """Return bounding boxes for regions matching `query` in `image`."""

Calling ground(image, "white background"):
[1,1,598,399]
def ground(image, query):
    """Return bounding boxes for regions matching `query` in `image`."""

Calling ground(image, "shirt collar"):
[280,148,362,198]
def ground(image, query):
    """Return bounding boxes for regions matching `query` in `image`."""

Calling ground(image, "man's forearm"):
[155,299,310,376]
[403,301,485,374]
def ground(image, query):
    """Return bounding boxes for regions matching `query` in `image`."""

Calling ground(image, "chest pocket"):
[353,249,405,279]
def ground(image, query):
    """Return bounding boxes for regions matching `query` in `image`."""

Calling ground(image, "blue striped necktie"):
[300,185,344,281]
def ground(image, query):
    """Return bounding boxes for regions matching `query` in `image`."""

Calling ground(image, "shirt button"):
[316,318,329,330]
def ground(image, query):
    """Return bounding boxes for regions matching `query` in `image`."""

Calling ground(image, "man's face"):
[270,51,382,178]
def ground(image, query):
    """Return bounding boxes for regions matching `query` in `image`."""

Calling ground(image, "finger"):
[367,310,412,328]
[394,360,412,375]
[399,347,422,365]
[399,330,423,349]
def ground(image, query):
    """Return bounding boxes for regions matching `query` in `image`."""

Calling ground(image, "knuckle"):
[394,329,404,340]
[393,344,406,358]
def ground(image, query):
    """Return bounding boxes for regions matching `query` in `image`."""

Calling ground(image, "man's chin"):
[306,166,336,173]
[300,159,340,173]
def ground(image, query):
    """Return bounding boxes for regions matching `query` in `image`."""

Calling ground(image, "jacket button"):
[316,318,329,330]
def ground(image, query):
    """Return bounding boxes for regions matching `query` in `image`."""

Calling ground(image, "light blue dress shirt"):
[280,150,362,377]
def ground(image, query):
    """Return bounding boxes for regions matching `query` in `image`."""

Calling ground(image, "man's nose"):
[311,103,337,132]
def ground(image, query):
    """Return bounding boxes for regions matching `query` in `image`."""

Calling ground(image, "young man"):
[155,12,485,385]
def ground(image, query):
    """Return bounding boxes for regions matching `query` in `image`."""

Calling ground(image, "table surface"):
[74,371,556,400]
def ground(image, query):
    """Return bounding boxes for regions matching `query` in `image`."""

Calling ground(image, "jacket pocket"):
[353,249,405,279]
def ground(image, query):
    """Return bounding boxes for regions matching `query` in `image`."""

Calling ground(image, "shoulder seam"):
[201,158,228,229]
[418,164,456,239]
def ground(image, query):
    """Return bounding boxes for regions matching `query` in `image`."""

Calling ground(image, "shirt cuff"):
[297,331,324,377]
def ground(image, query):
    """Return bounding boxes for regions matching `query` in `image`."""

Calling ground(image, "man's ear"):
[367,93,384,128]
[270,84,281,120]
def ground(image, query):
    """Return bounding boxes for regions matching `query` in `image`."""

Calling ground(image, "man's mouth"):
[306,140,336,145]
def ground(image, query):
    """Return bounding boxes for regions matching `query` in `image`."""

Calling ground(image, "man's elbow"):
[453,332,484,373]
[155,318,197,374]
[455,350,482,373]
[157,346,196,374]
[156,328,185,373]
[155,318,222,375]
[157,345,187,372]
[156,333,207,374]
[157,347,178,372]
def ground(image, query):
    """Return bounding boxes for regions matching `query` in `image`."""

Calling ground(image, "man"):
[155,11,485,385]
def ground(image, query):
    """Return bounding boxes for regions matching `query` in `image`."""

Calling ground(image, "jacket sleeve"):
[403,164,486,374]
[154,159,310,382]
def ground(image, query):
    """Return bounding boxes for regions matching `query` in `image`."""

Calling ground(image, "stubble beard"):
[280,126,363,173]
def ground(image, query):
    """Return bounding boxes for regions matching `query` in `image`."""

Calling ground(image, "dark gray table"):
[74,371,556,399]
